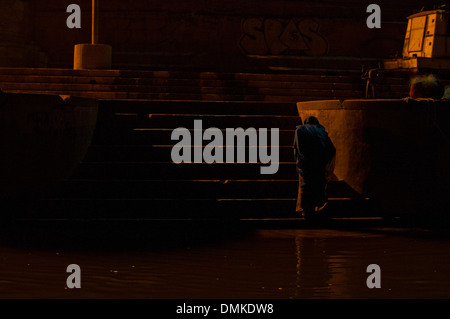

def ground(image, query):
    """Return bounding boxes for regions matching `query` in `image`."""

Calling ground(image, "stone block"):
[74,43,112,70]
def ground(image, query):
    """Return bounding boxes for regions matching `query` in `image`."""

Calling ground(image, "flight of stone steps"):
[30,99,371,221]
[0,67,416,101]
[0,67,367,102]
[0,68,375,221]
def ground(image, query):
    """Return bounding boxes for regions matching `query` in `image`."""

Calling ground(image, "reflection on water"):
[0,221,450,299]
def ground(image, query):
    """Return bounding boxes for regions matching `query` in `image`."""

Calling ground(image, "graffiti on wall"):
[239,18,328,57]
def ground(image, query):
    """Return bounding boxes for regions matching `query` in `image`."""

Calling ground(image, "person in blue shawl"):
[293,116,336,220]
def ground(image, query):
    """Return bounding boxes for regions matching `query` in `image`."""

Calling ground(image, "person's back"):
[294,123,335,176]
[293,116,335,219]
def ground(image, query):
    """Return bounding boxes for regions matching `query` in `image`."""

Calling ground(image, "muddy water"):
[0,221,449,299]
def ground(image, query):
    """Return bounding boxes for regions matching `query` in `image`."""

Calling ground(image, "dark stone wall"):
[3,0,442,71]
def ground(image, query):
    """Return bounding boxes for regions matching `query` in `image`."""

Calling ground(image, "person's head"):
[409,74,444,99]
[304,116,320,125]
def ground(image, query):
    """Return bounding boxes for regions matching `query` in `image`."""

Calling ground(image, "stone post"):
[74,0,112,70]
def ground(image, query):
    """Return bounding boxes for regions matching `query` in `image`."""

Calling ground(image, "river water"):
[0,220,449,299]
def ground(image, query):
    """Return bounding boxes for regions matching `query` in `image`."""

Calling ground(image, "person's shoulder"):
[306,124,325,133]
[295,124,307,133]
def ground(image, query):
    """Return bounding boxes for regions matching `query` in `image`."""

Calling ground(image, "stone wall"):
[0,0,47,67]
[1,0,440,71]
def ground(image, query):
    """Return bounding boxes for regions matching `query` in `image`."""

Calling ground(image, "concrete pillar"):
[73,0,112,70]
[74,43,112,70]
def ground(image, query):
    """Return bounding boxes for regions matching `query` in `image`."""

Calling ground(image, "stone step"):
[0,67,416,90]
[72,162,297,180]
[0,74,362,90]
[0,83,362,100]
[25,197,372,220]
[52,179,298,199]
[106,113,300,129]
[83,145,296,162]
[0,67,360,82]
[98,100,299,116]
[23,198,296,220]
[111,54,379,75]
[1,90,317,102]
[91,128,296,146]
[3,86,410,100]
[49,179,360,200]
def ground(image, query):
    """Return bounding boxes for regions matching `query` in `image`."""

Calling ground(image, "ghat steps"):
[27,99,371,220]
[0,67,412,102]
[0,68,377,220]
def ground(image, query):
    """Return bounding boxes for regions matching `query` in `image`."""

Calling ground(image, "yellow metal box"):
[402,10,450,58]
